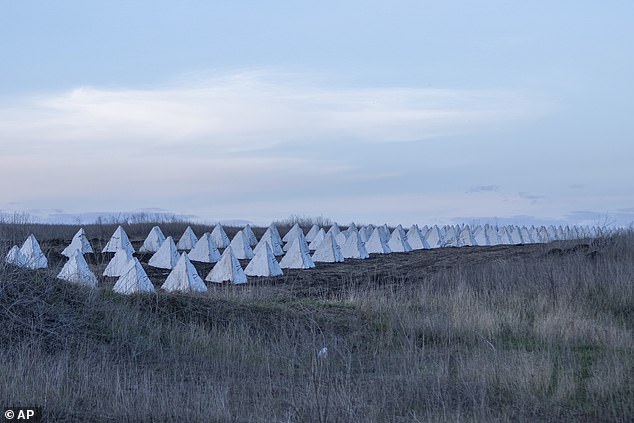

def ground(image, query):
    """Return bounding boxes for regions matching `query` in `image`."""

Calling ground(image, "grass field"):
[0,222,632,422]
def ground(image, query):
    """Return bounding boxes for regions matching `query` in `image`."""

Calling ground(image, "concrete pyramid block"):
[279,237,315,269]
[148,236,179,269]
[177,226,198,251]
[425,225,444,248]
[365,228,391,254]
[103,248,135,277]
[282,223,304,243]
[188,232,221,263]
[57,250,97,287]
[283,231,309,252]
[359,226,371,242]
[255,231,284,256]
[308,228,326,251]
[62,228,93,257]
[267,224,283,247]
[326,223,341,238]
[442,226,458,247]
[162,253,207,292]
[245,243,283,277]
[243,224,258,247]
[20,234,48,269]
[210,224,231,248]
[229,230,255,259]
[341,231,369,259]
[471,225,487,246]
[387,225,412,252]
[406,225,429,249]
[139,226,166,253]
[312,232,344,263]
[335,231,348,248]
[305,224,320,243]
[205,246,247,284]
[521,226,535,243]
[113,258,155,295]
[102,226,135,254]
[5,245,27,267]
[457,225,475,247]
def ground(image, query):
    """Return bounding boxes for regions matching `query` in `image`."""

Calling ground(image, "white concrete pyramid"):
[283,231,309,252]
[62,228,93,257]
[378,224,391,243]
[471,225,487,246]
[139,226,166,253]
[245,243,283,277]
[425,225,444,248]
[243,224,258,247]
[497,226,512,245]
[457,225,475,247]
[345,223,358,236]
[547,225,560,241]
[484,225,500,245]
[531,226,543,243]
[359,226,372,242]
[103,248,134,277]
[20,234,47,269]
[341,231,369,259]
[230,230,255,259]
[148,236,179,269]
[282,223,304,243]
[308,228,326,251]
[305,224,320,243]
[312,232,344,263]
[406,225,429,250]
[57,250,97,287]
[279,237,315,269]
[520,226,534,243]
[210,224,231,248]
[557,226,566,240]
[205,246,247,284]
[537,226,550,243]
[254,231,284,256]
[365,228,391,254]
[326,223,341,238]
[267,224,283,248]
[507,226,523,244]
[335,231,348,247]
[442,226,458,247]
[5,245,27,267]
[161,253,207,292]
[188,232,221,263]
[177,226,198,251]
[102,226,135,254]
[387,225,412,252]
[113,258,155,295]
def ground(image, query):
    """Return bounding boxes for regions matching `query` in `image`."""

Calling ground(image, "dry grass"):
[0,227,633,422]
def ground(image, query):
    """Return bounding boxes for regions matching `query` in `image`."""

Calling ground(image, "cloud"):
[0,71,545,158]
[468,185,500,193]
[518,192,546,204]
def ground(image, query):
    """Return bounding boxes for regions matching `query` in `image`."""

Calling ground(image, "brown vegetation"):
[0,223,632,422]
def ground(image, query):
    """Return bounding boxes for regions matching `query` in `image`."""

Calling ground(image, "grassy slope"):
[0,229,633,422]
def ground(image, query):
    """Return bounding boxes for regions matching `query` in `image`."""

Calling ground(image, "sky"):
[1,1,633,227]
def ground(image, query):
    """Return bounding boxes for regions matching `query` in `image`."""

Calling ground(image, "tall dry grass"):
[0,229,632,421]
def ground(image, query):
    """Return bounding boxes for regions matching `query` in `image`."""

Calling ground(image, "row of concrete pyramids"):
[5,221,599,295]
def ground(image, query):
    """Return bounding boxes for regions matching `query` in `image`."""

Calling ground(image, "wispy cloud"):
[468,185,500,193]
[0,71,545,158]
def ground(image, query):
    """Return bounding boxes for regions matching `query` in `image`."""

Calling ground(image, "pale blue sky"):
[1,1,633,226]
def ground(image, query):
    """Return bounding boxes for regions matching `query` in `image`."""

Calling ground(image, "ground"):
[0,223,632,422]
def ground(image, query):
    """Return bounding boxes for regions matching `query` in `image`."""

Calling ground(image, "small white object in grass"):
[317,347,328,359]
